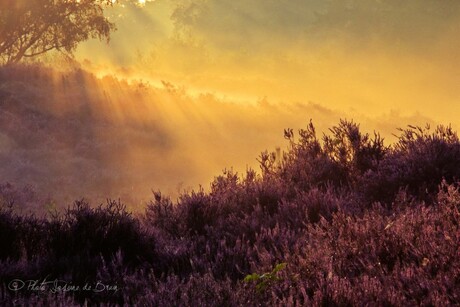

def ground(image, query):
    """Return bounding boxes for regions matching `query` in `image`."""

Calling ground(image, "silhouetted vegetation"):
[1,118,460,306]
[0,0,115,65]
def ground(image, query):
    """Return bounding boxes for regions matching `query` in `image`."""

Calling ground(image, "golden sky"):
[76,0,460,124]
[67,0,460,200]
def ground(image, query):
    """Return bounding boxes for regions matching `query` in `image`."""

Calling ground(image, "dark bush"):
[277,120,386,192]
[0,209,21,261]
[362,124,460,206]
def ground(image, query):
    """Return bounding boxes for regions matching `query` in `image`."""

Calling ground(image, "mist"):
[2,0,459,211]
[77,0,460,123]
[3,2,460,304]
[0,63,437,213]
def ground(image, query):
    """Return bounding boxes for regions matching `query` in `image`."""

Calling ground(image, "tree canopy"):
[0,0,116,65]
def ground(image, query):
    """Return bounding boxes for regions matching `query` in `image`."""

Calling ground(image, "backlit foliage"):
[0,0,115,65]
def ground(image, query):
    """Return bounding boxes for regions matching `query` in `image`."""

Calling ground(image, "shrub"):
[362,124,460,206]
[3,120,460,305]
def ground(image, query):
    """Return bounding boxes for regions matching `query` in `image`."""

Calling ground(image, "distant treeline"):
[1,118,460,306]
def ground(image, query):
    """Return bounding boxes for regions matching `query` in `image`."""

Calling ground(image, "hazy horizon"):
[2,0,459,210]
[77,0,460,125]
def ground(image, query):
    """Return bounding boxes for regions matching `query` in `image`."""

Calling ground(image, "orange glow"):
[69,0,460,203]
[3,0,460,208]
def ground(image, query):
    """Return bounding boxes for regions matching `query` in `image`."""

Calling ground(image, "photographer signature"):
[8,277,119,293]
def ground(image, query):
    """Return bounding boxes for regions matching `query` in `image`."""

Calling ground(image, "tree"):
[0,0,116,65]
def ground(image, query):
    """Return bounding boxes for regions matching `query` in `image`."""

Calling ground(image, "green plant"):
[243,262,287,293]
